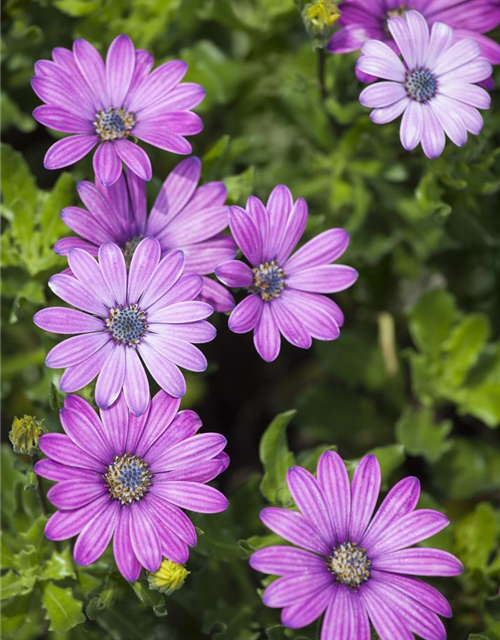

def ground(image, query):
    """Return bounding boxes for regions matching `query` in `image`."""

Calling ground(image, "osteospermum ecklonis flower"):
[33,237,216,416]
[54,157,236,312]
[215,185,358,362]
[329,0,500,70]
[357,11,492,158]
[250,451,463,640]
[148,559,190,594]
[32,34,204,186]
[34,392,229,581]
[9,415,47,456]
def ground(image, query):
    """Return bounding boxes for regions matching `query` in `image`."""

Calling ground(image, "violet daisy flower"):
[35,392,229,581]
[54,157,236,312]
[32,34,204,187]
[214,186,358,362]
[329,0,500,75]
[250,451,463,640]
[33,238,215,416]
[357,11,492,158]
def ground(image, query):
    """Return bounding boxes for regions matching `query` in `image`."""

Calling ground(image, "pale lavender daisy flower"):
[32,34,204,186]
[33,238,215,416]
[250,451,463,640]
[357,11,492,158]
[35,392,229,581]
[215,186,358,362]
[54,157,236,312]
[329,0,500,74]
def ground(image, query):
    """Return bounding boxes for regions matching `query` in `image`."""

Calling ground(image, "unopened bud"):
[302,0,340,42]
[9,415,47,456]
[148,559,189,595]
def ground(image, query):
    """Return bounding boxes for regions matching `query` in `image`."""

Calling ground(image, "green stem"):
[32,454,50,515]
[316,47,339,137]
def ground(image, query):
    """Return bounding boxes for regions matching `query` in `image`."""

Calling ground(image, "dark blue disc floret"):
[405,68,438,103]
[251,260,286,301]
[104,453,153,505]
[106,305,147,346]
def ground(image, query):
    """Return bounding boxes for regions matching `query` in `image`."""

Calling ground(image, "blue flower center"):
[104,453,153,505]
[106,305,147,346]
[251,260,286,301]
[405,69,437,103]
[94,107,136,141]
[328,542,371,589]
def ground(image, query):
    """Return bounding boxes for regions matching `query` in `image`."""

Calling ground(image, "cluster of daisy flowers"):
[26,17,476,636]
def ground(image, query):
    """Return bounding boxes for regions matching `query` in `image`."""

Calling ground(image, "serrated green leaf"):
[39,547,76,581]
[396,407,453,463]
[443,314,489,388]
[41,582,85,633]
[259,410,296,506]
[408,289,458,358]
[0,571,36,600]
[455,503,498,572]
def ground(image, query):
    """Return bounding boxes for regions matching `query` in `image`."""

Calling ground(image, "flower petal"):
[317,451,350,544]
[228,205,262,265]
[135,390,181,456]
[260,507,331,555]
[45,494,112,540]
[138,339,186,398]
[34,308,104,334]
[139,250,185,310]
[48,273,107,316]
[287,265,358,294]
[130,500,162,571]
[254,303,280,362]
[127,237,161,303]
[93,142,122,187]
[113,507,142,582]
[73,500,120,565]
[100,392,129,455]
[373,548,463,576]
[349,454,381,543]
[47,478,106,510]
[250,546,327,576]
[45,332,111,369]
[59,340,115,393]
[153,481,228,513]
[98,242,128,306]
[228,294,263,334]
[284,228,350,273]
[215,260,254,288]
[33,105,94,133]
[106,34,136,107]
[44,135,98,170]
[281,587,334,630]
[266,185,294,260]
[400,99,424,151]
[272,299,312,350]
[113,139,152,181]
[320,585,355,640]
[68,248,115,308]
[123,348,150,417]
[263,571,334,608]
[95,345,126,409]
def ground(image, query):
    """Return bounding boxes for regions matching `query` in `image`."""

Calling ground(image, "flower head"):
[32,34,205,186]
[54,157,236,312]
[215,186,358,362]
[34,392,229,581]
[250,451,463,638]
[9,415,47,456]
[328,0,500,71]
[303,1,341,42]
[357,11,492,158]
[33,238,216,416]
[148,559,190,594]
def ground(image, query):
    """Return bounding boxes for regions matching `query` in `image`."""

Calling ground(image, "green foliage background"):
[1,0,500,638]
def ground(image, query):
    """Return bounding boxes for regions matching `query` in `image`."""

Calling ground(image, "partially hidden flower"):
[33,238,215,416]
[329,0,500,74]
[10,415,47,456]
[34,392,229,581]
[148,558,190,594]
[250,451,463,639]
[303,1,341,43]
[215,186,358,362]
[54,157,235,312]
[357,11,492,158]
[32,34,204,186]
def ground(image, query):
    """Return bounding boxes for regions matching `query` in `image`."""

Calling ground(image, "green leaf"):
[0,571,36,600]
[454,503,498,572]
[41,582,85,633]
[396,407,453,463]
[408,289,458,358]
[223,166,255,205]
[259,410,296,506]
[443,314,489,388]
[39,547,76,581]
[0,144,37,213]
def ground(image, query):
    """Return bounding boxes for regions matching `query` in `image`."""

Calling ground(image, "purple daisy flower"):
[34,392,229,581]
[32,34,204,186]
[250,451,463,640]
[54,157,236,312]
[214,186,358,362]
[33,238,215,416]
[329,0,500,75]
[357,11,492,158]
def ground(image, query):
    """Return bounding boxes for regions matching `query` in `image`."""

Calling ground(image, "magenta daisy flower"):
[329,0,500,71]
[250,451,463,640]
[357,11,492,158]
[33,238,215,416]
[54,157,236,312]
[214,186,358,362]
[34,392,229,581]
[32,34,204,186]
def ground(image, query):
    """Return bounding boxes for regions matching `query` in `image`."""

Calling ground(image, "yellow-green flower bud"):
[147,559,189,595]
[9,415,47,456]
[302,0,340,41]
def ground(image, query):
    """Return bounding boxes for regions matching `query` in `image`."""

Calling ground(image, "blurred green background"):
[1,0,500,638]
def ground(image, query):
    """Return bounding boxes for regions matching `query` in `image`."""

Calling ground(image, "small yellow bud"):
[9,415,47,456]
[303,0,340,39]
[147,559,190,595]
